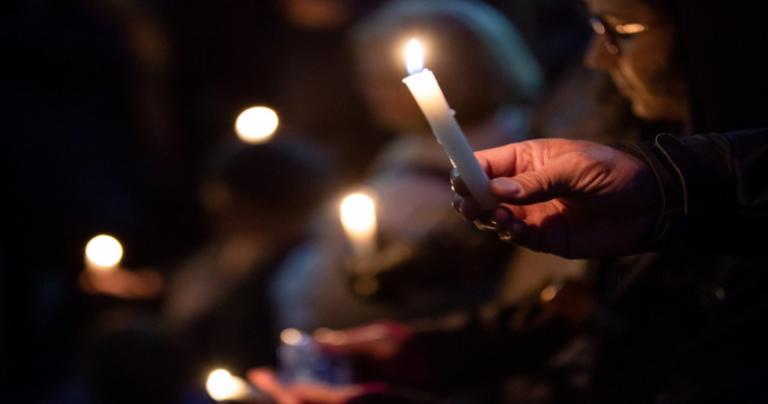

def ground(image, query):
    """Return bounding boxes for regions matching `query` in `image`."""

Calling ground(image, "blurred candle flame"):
[235,106,279,143]
[339,192,377,257]
[280,328,304,346]
[206,368,248,401]
[85,234,123,271]
[404,38,424,75]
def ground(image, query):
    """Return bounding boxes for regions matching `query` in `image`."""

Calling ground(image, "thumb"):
[490,159,571,205]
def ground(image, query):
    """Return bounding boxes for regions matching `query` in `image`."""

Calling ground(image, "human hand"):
[247,368,381,404]
[79,267,163,299]
[452,139,659,258]
[314,321,412,361]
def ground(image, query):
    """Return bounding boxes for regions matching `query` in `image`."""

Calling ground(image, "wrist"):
[612,136,686,248]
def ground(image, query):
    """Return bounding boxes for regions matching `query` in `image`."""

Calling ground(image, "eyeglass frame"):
[589,15,654,55]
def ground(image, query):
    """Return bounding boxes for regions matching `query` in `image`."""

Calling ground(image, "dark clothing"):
[628,128,768,253]
[594,128,768,403]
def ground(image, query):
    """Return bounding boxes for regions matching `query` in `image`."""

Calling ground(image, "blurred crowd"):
[2,0,767,403]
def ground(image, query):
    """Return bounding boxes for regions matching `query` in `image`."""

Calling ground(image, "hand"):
[247,368,379,404]
[79,267,163,299]
[452,139,659,258]
[314,321,412,361]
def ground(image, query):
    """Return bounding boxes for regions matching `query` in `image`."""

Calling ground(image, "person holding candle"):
[270,0,544,332]
[257,1,603,402]
[452,0,768,401]
[75,139,335,404]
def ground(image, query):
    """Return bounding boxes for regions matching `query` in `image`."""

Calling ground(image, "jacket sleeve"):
[627,128,768,254]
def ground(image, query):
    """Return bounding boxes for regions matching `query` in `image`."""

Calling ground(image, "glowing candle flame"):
[85,234,123,270]
[340,192,377,257]
[404,38,424,75]
[235,106,279,143]
[206,369,245,401]
[340,192,376,237]
[280,328,304,346]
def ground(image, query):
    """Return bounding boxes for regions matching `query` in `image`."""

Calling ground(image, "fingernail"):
[492,178,521,196]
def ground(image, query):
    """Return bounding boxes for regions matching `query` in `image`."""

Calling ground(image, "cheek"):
[616,35,680,111]
[620,47,671,96]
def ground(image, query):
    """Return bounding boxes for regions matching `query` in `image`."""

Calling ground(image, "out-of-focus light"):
[314,327,346,345]
[280,328,304,346]
[235,106,279,143]
[539,284,560,303]
[404,38,424,75]
[85,234,123,271]
[206,368,246,401]
[339,192,377,257]
[615,23,649,34]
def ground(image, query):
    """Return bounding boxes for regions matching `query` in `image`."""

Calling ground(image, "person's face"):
[584,0,689,124]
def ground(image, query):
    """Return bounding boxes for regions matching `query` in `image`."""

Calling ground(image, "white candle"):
[401,39,496,210]
[339,192,377,259]
[84,234,123,272]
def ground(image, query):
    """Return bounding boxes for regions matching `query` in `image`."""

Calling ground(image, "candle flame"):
[404,38,424,75]
[235,106,279,144]
[85,234,123,270]
[206,369,240,401]
[340,192,377,236]
[280,328,304,346]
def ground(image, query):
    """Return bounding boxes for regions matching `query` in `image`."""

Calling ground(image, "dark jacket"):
[596,128,768,403]
[628,128,768,254]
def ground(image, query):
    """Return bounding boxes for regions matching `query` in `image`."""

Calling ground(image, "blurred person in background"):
[2,0,201,400]
[167,0,391,185]
[270,0,543,333]
[75,139,335,403]
[258,1,574,402]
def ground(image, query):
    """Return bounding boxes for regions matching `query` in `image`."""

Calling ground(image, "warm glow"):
[314,327,347,345]
[615,23,649,34]
[85,234,123,270]
[404,38,424,75]
[539,284,560,303]
[206,369,241,401]
[340,193,377,238]
[280,328,304,346]
[235,106,279,143]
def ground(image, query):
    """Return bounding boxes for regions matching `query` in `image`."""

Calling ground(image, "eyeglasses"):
[589,16,652,55]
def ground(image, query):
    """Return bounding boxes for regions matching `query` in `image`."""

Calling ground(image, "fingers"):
[474,142,528,178]
[489,156,571,205]
[248,368,299,404]
[449,168,470,197]
[247,367,365,404]
[289,382,363,403]
[453,195,485,222]
[452,168,490,225]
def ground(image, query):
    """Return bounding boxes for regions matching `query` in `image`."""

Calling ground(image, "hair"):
[203,139,334,221]
[352,0,543,124]
[643,0,768,133]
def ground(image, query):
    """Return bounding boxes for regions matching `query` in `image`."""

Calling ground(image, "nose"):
[584,34,618,70]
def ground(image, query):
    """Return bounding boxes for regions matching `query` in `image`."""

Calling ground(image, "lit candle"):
[84,234,124,272]
[234,105,279,144]
[339,192,377,258]
[401,38,496,209]
[206,368,266,402]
